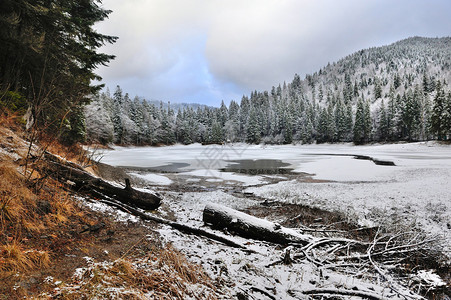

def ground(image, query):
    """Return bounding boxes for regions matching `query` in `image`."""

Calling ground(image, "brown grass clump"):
[0,161,83,237]
[0,240,34,275]
[0,240,50,277]
[56,245,218,300]
[39,135,90,165]
[0,108,24,128]
[157,244,212,285]
[0,163,39,232]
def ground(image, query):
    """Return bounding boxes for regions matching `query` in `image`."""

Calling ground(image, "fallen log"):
[288,288,385,300]
[203,203,315,245]
[41,152,162,210]
[88,197,249,250]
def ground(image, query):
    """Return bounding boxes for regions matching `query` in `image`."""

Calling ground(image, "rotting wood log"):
[41,152,162,210]
[203,203,315,245]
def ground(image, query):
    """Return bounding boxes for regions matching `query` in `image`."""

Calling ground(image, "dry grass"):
[39,135,90,165]
[55,245,218,300]
[0,158,83,290]
[0,240,50,278]
[0,108,24,128]
[0,120,91,293]
[0,163,39,232]
[157,244,212,286]
[0,161,83,236]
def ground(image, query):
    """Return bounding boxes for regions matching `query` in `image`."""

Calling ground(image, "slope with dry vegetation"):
[0,113,220,299]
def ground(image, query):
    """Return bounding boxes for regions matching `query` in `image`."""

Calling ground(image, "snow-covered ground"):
[95,142,451,299]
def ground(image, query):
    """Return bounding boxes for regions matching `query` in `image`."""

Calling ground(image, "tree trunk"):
[203,203,314,245]
[42,152,162,210]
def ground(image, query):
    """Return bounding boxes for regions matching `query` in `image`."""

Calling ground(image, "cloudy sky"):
[95,0,451,106]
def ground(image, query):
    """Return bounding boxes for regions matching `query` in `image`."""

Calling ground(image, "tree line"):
[85,37,451,145]
[85,80,451,146]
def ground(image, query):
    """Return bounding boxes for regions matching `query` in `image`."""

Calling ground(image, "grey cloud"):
[96,0,451,105]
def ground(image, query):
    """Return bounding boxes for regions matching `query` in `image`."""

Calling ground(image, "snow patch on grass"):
[79,197,140,223]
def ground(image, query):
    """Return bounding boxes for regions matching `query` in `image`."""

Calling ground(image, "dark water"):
[122,162,191,173]
[306,153,396,166]
[220,159,296,175]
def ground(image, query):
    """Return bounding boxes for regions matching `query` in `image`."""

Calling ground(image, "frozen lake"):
[97,142,451,253]
[98,142,451,182]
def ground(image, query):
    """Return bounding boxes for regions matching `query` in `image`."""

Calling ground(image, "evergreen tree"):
[334,100,347,141]
[111,85,124,144]
[160,103,176,145]
[343,73,353,103]
[84,94,114,144]
[444,92,451,139]
[377,100,388,141]
[0,0,117,142]
[431,82,447,140]
[240,96,250,140]
[374,78,382,99]
[422,72,429,94]
[226,100,240,142]
[210,120,224,144]
[246,108,261,144]
[420,94,433,140]
[393,73,401,90]
[83,38,451,146]
[402,89,421,141]
[353,98,371,144]
[283,112,293,144]
[218,100,228,126]
[345,101,354,141]
[363,99,372,141]
[317,106,334,143]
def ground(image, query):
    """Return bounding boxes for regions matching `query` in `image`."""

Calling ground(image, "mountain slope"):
[300,36,451,105]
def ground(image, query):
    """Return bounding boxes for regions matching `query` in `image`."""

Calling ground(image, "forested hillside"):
[85,37,451,145]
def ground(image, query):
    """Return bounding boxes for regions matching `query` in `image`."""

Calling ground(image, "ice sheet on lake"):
[297,155,397,181]
[128,172,173,185]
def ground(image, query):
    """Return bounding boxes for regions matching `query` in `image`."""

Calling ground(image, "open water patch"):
[352,154,396,166]
[220,159,296,175]
[122,162,191,173]
[306,153,396,166]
